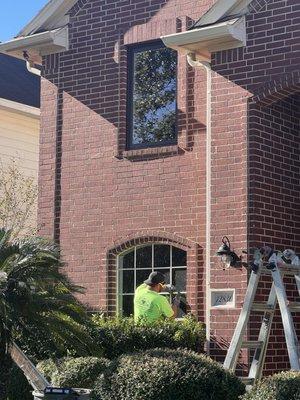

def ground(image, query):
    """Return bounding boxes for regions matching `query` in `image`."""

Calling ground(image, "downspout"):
[23,51,41,76]
[26,60,41,77]
[187,52,212,353]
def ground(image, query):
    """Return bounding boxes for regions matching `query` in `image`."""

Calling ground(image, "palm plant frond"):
[0,228,95,359]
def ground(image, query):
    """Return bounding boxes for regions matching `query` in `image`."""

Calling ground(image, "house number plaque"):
[210,289,235,309]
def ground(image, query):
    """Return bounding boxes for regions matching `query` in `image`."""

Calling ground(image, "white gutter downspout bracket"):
[187,53,212,353]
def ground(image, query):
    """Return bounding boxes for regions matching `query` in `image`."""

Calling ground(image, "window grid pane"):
[118,244,187,316]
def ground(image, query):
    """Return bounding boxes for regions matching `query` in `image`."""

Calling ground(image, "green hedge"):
[4,315,205,398]
[91,348,245,400]
[37,357,110,389]
[241,371,300,400]
[90,314,206,359]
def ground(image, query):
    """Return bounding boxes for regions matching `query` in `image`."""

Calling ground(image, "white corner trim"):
[0,98,40,119]
[18,0,77,37]
[0,26,69,64]
[161,17,246,61]
[198,0,252,27]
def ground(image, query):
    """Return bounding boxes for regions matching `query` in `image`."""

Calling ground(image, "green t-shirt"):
[134,284,174,323]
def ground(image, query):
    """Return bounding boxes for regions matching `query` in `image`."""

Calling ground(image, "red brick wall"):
[39,0,217,318]
[210,0,300,372]
[38,0,300,374]
[248,94,300,374]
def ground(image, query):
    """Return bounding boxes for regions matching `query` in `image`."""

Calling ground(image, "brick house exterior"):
[1,0,299,376]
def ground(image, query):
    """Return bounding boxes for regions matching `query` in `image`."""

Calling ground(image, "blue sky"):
[0,1,49,42]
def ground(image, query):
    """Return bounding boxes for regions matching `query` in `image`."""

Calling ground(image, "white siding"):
[0,107,39,178]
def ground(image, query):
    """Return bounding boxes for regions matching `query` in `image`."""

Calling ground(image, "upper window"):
[127,42,178,149]
[118,244,187,317]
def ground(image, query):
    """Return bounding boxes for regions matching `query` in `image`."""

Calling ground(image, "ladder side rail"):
[10,342,50,392]
[295,274,300,297]
[223,269,261,371]
[248,282,277,381]
[271,266,300,370]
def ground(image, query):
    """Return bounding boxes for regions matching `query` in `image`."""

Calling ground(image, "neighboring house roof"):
[0,53,40,108]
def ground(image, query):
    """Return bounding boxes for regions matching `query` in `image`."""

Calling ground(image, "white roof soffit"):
[0,27,69,65]
[18,0,78,36]
[161,17,246,61]
[198,0,253,27]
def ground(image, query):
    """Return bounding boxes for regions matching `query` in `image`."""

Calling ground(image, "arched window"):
[118,244,187,317]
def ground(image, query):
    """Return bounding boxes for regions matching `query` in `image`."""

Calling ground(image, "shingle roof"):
[0,53,40,108]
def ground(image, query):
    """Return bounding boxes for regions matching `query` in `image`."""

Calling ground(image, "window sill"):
[118,145,181,160]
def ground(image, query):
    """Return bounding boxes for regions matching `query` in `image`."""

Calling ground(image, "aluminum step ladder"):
[223,249,300,386]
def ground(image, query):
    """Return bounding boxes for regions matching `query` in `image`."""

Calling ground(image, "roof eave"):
[161,17,246,62]
[18,0,77,37]
[0,27,69,65]
[194,0,252,28]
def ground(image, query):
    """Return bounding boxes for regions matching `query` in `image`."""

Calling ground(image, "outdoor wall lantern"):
[216,236,241,269]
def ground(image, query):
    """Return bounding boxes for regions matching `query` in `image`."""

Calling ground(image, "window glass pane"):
[136,269,152,287]
[172,247,187,267]
[154,244,170,268]
[131,45,177,146]
[136,245,152,268]
[121,251,134,269]
[122,295,134,317]
[172,268,186,292]
[122,270,134,294]
[155,268,170,285]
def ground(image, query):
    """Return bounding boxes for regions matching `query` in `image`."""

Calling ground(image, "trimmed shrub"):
[91,348,245,400]
[241,371,300,400]
[38,357,110,389]
[90,314,206,359]
[37,358,58,382]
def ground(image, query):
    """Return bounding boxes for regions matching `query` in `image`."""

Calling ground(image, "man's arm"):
[161,296,178,319]
[171,294,181,318]
[171,304,178,318]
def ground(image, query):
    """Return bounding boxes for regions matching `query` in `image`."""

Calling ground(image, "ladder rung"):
[288,302,300,312]
[252,303,275,312]
[240,377,255,385]
[242,341,263,349]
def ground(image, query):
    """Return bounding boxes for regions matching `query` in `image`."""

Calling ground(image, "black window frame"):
[126,40,178,150]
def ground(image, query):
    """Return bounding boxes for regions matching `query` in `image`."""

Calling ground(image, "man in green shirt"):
[134,271,179,323]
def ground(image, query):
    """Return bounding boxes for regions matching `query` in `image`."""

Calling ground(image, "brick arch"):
[106,231,203,318]
[107,230,197,256]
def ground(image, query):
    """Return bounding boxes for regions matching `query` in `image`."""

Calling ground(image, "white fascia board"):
[198,0,252,26]
[18,0,77,36]
[0,27,69,65]
[0,98,40,119]
[161,17,246,61]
